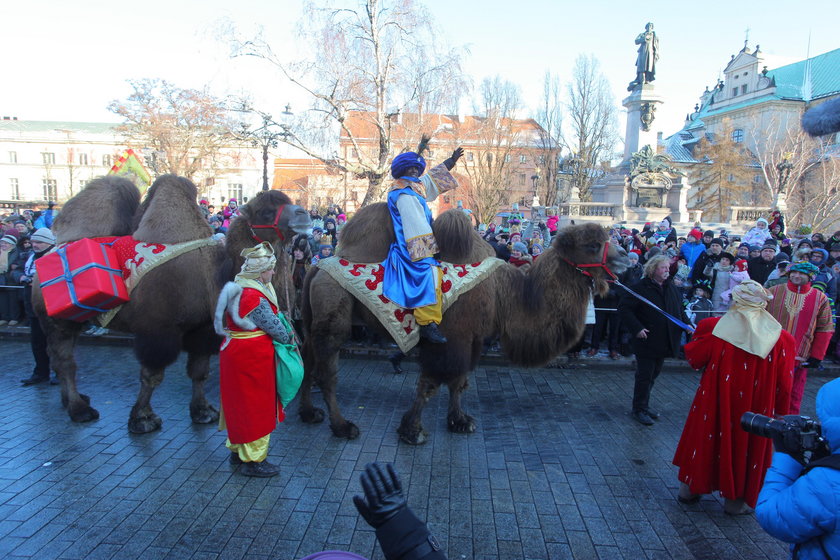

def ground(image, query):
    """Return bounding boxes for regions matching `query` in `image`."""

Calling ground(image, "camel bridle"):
[561,241,618,281]
[249,205,287,244]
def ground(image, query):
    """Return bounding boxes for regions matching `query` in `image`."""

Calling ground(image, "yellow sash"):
[229,330,266,339]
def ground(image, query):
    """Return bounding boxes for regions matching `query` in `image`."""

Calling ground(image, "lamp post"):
[237,104,294,191]
[775,154,793,212]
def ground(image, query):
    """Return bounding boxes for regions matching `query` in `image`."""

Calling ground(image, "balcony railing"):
[730,207,772,225]
[559,202,619,218]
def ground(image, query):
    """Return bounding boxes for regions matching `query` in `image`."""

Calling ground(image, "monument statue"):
[628,22,659,91]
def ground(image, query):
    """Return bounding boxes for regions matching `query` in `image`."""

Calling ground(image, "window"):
[727,173,736,182]
[519,174,526,185]
[731,129,744,143]
[205,177,215,187]
[8,151,17,164]
[42,152,56,165]
[466,152,474,161]
[351,148,358,159]
[79,153,88,166]
[504,154,511,163]
[103,154,112,167]
[519,155,527,164]
[753,174,762,184]
[741,84,748,95]
[228,183,243,201]
[732,87,738,97]
[9,179,19,201]
[427,150,434,158]
[42,178,58,200]
[538,155,545,165]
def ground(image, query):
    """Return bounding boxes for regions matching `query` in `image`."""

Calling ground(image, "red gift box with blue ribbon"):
[36,238,130,322]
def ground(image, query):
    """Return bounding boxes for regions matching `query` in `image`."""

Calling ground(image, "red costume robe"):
[672,317,795,507]
[766,281,834,413]
[220,288,284,444]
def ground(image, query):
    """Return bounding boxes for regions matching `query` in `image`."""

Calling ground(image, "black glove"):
[772,428,806,465]
[353,463,406,529]
[802,357,822,369]
[443,147,464,171]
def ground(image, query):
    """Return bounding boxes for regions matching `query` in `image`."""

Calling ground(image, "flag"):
[108,149,152,192]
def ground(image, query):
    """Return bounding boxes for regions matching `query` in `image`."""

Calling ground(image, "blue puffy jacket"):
[756,378,840,559]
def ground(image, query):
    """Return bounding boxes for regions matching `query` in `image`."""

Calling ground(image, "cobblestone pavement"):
[0,340,831,560]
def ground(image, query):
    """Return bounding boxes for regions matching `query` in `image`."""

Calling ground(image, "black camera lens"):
[741,412,786,438]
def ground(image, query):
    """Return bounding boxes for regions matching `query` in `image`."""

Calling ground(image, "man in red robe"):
[765,261,834,414]
[673,280,795,515]
[215,242,290,477]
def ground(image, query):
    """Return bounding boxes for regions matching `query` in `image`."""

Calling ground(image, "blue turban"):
[789,261,819,279]
[391,152,426,179]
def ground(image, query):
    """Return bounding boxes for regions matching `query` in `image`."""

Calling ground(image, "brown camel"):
[35,175,310,432]
[300,205,629,444]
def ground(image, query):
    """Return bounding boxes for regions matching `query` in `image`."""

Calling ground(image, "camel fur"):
[34,175,309,432]
[301,206,628,444]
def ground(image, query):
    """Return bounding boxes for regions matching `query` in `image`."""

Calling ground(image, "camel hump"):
[52,176,141,244]
[132,174,212,244]
[336,203,395,262]
[336,204,491,264]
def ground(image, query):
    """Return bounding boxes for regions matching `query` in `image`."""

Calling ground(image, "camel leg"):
[446,373,476,434]
[44,318,98,423]
[128,365,165,433]
[186,352,219,424]
[397,373,441,445]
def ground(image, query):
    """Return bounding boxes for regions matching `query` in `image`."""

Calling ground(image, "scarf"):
[712,280,782,358]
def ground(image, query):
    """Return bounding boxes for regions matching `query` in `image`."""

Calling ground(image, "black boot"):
[21,374,50,386]
[388,352,404,374]
[240,460,279,477]
[419,323,447,344]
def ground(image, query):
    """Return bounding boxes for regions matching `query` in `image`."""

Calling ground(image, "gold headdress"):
[237,242,276,279]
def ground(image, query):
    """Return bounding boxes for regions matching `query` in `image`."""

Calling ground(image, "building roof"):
[0,120,120,134]
[768,47,840,101]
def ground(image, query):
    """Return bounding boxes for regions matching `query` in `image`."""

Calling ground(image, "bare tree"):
[458,76,524,226]
[227,0,466,206]
[533,72,563,207]
[108,79,236,181]
[562,55,618,201]
[690,119,754,222]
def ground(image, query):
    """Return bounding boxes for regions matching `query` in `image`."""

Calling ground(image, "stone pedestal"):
[621,84,664,163]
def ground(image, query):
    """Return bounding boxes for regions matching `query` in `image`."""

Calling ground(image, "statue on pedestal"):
[628,22,659,91]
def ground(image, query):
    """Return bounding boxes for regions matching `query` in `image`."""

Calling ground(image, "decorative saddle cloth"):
[316,257,504,353]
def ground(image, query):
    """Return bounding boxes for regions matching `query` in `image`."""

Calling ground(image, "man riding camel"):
[383,143,464,344]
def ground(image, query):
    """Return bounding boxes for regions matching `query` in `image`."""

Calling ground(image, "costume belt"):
[228,330,266,339]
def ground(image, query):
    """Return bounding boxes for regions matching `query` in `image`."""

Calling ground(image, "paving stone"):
[0,341,811,558]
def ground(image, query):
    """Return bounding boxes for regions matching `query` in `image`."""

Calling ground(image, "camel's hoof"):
[299,407,325,424]
[68,403,100,423]
[79,393,91,405]
[397,426,428,445]
[128,414,162,434]
[190,403,219,424]
[447,413,477,434]
[330,422,360,440]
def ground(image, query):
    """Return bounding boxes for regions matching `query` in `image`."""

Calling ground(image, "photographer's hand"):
[353,463,406,529]
[772,429,806,465]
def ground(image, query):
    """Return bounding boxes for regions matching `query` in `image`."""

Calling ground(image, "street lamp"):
[237,104,294,191]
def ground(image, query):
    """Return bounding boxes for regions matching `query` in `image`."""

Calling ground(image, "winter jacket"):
[756,378,840,560]
[705,262,733,313]
[743,225,772,247]
[748,256,777,285]
[680,241,706,271]
[618,277,688,359]
[546,215,559,233]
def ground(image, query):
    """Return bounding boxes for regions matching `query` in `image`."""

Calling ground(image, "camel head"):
[552,223,630,296]
[238,190,312,245]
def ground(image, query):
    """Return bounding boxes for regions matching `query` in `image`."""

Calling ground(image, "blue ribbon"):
[612,278,695,333]
[40,244,124,319]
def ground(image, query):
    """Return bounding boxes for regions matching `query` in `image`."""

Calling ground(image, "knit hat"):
[703,229,715,238]
[761,241,777,252]
[710,238,724,247]
[734,259,748,272]
[688,228,703,240]
[693,280,712,298]
[512,241,528,253]
[30,228,55,245]
[0,234,17,246]
[789,261,819,279]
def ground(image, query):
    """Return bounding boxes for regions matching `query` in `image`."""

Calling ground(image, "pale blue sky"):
[1,0,836,142]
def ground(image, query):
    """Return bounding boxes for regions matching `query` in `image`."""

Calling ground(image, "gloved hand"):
[802,357,822,369]
[353,462,406,529]
[772,428,806,465]
[443,147,464,170]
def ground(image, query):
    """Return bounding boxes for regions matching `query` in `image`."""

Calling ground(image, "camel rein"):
[563,243,694,333]
[249,205,287,244]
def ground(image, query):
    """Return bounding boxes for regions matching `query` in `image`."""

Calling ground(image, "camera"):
[741,412,830,459]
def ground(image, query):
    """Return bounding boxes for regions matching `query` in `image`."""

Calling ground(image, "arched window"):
[731,129,744,143]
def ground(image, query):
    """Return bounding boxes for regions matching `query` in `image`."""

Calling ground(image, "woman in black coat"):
[618,255,691,425]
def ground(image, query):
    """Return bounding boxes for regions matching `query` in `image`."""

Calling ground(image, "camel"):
[35,175,310,432]
[300,205,630,444]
